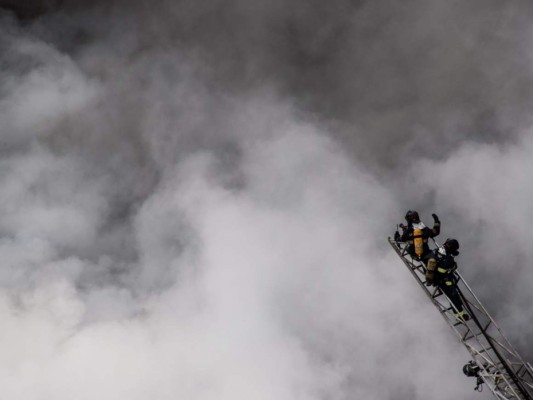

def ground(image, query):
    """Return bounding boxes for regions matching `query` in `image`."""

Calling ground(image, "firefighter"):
[463,361,484,391]
[394,210,440,263]
[426,238,470,321]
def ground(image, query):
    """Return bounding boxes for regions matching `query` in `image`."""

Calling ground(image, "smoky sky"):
[43,0,533,171]
[1,1,532,399]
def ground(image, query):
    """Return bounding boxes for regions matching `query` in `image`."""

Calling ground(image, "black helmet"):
[405,210,420,223]
[444,238,460,256]
[463,361,480,377]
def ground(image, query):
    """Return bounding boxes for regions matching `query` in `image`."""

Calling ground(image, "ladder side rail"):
[456,282,533,400]
[478,368,522,400]
[391,245,525,399]
[465,342,526,400]
[450,315,515,384]
[390,236,530,375]
[457,281,533,399]
[432,235,533,395]
[431,236,530,375]
[389,237,533,400]
[389,238,509,374]
[457,274,525,361]
[388,239,474,341]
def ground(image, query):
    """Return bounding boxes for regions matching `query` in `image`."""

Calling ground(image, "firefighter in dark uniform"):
[394,210,441,263]
[426,238,470,321]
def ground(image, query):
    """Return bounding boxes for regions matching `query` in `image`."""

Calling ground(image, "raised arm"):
[429,213,440,237]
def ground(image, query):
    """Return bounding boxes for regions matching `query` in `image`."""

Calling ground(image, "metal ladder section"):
[388,237,533,400]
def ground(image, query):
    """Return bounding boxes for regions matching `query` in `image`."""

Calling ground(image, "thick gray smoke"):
[1,1,532,399]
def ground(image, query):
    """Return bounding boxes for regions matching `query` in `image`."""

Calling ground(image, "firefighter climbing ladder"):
[388,237,533,400]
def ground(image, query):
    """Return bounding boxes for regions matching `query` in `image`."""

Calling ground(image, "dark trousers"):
[440,283,464,313]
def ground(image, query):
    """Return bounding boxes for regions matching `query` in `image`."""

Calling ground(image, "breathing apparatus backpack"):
[412,222,426,257]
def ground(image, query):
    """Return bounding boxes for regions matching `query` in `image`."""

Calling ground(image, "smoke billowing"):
[1,1,532,399]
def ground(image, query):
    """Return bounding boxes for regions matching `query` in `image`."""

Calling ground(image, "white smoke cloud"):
[3,1,530,399]
[0,105,485,399]
[0,23,98,145]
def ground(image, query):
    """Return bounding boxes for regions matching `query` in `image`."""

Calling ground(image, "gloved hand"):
[394,231,400,242]
[432,213,440,224]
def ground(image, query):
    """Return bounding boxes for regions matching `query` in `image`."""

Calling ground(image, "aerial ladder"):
[388,236,533,400]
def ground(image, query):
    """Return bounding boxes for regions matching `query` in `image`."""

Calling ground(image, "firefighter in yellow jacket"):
[394,210,440,262]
